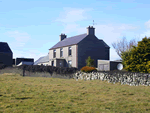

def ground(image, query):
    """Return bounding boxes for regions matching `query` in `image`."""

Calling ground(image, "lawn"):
[0,73,150,113]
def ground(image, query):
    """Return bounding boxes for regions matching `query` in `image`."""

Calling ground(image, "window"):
[60,48,63,57]
[53,50,56,58]
[68,60,72,68]
[68,47,72,56]
[59,62,62,66]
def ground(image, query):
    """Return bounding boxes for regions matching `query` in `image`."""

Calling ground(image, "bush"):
[80,66,97,73]
[0,64,8,70]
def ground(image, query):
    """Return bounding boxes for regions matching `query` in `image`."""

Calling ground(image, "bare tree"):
[112,36,140,60]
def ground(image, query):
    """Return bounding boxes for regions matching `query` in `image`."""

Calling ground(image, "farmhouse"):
[0,42,13,66]
[34,26,123,71]
[48,26,110,70]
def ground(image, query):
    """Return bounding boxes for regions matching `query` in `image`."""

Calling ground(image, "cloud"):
[118,24,138,30]
[55,7,92,24]
[13,49,48,61]
[55,7,92,34]
[6,31,30,47]
[139,30,150,39]
[145,20,150,29]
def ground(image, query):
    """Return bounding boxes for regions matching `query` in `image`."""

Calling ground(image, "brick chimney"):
[87,26,95,35]
[60,33,67,41]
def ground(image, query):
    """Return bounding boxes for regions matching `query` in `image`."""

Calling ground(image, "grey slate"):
[49,33,87,50]
[34,54,49,65]
[0,42,12,53]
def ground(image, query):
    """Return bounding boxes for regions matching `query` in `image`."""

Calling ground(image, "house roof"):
[49,33,87,50]
[34,54,49,65]
[0,42,12,53]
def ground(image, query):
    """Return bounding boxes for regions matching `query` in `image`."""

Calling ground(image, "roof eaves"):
[49,44,78,50]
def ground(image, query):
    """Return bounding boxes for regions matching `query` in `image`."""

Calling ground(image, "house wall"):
[97,60,110,71]
[38,62,49,66]
[78,35,110,70]
[0,52,13,66]
[49,45,77,68]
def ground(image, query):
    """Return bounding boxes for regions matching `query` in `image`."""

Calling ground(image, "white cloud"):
[13,49,48,61]
[61,24,79,34]
[118,24,138,30]
[55,7,92,23]
[6,31,30,47]
[145,20,150,29]
[139,30,150,39]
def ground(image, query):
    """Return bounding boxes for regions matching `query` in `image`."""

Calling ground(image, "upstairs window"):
[53,50,56,58]
[68,47,72,56]
[60,48,63,57]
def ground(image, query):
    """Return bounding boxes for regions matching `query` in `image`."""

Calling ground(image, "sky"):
[0,0,150,62]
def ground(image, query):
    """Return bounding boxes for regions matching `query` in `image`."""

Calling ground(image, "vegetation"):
[121,47,135,70]
[124,36,150,73]
[17,64,78,75]
[0,73,150,112]
[111,36,140,59]
[85,56,94,67]
[80,66,97,73]
[0,64,9,70]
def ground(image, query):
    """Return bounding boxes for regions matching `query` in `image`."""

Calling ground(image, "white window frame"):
[60,48,63,57]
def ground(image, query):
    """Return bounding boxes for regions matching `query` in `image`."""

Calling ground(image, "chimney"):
[87,26,95,35]
[60,33,67,41]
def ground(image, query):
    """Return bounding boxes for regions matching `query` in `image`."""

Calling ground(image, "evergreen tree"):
[123,36,150,73]
[85,56,94,67]
[121,47,134,69]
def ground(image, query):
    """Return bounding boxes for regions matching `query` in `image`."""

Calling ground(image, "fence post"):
[23,67,25,77]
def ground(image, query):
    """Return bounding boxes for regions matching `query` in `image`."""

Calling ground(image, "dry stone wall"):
[73,71,150,86]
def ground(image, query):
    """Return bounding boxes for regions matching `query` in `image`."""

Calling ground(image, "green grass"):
[0,73,150,113]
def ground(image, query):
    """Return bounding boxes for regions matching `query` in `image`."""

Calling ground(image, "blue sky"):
[0,0,150,62]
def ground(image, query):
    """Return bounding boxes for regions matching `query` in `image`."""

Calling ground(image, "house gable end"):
[0,42,13,53]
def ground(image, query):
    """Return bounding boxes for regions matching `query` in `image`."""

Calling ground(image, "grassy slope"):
[0,73,150,113]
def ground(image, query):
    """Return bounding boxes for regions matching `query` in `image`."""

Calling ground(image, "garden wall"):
[0,67,76,79]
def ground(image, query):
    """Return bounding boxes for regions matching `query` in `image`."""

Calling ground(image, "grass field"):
[0,73,150,113]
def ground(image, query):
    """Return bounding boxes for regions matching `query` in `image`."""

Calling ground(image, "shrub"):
[85,56,94,67]
[80,66,97,73]
[0,64,8,70]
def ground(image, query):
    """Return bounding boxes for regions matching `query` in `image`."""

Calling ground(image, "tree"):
[121,47,135,69]
[111,36,140,60]
[124,36,150,73]
[85,56,94,67]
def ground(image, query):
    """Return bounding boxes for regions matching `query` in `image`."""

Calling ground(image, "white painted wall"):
[49,45,77,68]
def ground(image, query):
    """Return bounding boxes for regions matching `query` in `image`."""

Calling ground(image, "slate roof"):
[49,33,87,50]
[0,42,12,53]
[34,54,49,65]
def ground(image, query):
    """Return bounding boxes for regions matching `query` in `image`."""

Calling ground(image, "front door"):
[52,61,54,66]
